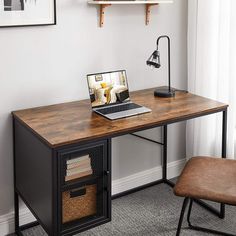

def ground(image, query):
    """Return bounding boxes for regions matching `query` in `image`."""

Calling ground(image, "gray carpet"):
[11,184,236,236]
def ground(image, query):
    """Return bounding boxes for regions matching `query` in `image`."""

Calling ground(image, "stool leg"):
[176,197,189,236]
[186,200,235,236]
[187,199,193,227]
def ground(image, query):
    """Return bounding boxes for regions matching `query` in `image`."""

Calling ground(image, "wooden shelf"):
[88,0,173,27]
[88,1,173,5]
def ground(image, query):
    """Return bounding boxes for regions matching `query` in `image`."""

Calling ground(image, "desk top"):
[12,88,228,148]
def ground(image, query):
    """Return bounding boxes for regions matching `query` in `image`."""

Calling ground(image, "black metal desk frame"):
[14,108,228,235]
[115,109,227,219]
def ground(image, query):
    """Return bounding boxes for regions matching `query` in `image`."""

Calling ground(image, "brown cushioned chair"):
[174,156,236,236]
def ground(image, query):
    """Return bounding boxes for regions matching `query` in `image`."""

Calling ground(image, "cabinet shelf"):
[88,0,173,27]
[62,175,100,191]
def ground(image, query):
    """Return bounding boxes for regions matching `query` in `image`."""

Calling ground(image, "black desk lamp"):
[147,35,175,97]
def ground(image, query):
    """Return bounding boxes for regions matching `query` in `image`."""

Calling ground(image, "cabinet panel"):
[14,119,54,235]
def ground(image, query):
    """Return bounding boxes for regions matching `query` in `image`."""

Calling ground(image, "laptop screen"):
[87,70,130,108]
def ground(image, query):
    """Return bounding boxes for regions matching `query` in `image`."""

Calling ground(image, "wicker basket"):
[62,184,97,224]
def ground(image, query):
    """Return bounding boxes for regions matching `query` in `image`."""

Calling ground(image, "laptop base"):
[95,105,151,120]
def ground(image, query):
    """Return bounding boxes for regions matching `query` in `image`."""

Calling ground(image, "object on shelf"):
[62,184,97,224]
[65,155,93,182]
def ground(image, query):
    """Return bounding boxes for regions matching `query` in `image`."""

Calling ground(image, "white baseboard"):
[112,158,186,195]
[0,207,35,236]
[0,158,186,235]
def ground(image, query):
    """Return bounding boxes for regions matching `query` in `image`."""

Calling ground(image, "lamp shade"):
[146,50,161,68]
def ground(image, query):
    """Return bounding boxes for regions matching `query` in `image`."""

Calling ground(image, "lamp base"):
[154,88,175,97]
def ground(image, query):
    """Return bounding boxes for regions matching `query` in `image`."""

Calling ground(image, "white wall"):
[0,0,188,232]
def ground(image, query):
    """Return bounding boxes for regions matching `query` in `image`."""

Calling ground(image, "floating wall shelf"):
[88,0,173,27]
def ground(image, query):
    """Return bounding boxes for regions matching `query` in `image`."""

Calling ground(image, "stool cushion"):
[174,157,236,205]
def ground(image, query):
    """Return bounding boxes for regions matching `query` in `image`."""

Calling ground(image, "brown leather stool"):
[174,156,236,236]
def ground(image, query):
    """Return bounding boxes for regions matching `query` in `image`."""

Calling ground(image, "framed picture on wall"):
[95,75,103,82]
[0,0,56,27]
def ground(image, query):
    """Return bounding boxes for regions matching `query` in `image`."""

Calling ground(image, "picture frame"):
[0,0,56,28]
[95,75,103,82]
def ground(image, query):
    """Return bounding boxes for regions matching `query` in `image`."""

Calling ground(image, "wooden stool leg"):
[176,197,189,236]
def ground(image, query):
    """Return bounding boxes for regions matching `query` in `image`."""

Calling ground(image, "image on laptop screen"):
[87,70,130,108]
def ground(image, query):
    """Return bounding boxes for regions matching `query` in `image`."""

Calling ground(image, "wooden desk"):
[12,88,228,236]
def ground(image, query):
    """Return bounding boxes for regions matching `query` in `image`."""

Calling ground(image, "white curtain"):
[187,0,236,159]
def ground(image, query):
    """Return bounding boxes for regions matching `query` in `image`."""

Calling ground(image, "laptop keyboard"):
[97,103,142,115]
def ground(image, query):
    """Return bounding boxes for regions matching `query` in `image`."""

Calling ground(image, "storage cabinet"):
[58,141,111,235]
[13,118,111,236]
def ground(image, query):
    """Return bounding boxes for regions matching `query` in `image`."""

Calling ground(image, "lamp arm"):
[156,35,171,92]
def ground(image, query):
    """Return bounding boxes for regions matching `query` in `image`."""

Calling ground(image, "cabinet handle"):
[70,187,86,198]
[105,170,110,175]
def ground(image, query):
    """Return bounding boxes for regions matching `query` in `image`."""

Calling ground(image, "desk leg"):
[14,191,20,235]
[194,109,227,219]
[163,125,167,181]
[13,120,40,235]
[162,125,175,187]
[14,192,40,236]
[220,109,227,218]
[13,119,22,236]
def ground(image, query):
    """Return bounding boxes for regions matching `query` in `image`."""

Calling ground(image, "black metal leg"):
[186,199,235,236]
[130,126,175,187]
[222,110,227,159]
[187,199,193,227]
[162,125,175,187]
[14,191,20,235]
[220,109,227,219]
[13,120,23,236]
[193,199,223,218]
[163,125,167,181]
[193,109,228,219]
[176,197,189,236]
[14,192,37,236]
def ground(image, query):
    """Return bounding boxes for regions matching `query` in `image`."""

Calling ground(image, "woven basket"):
[62,184,97,224]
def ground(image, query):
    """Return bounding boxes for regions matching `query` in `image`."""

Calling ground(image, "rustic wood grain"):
[12,88,228,148]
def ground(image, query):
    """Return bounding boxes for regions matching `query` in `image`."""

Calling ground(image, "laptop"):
[86,70,151,120]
